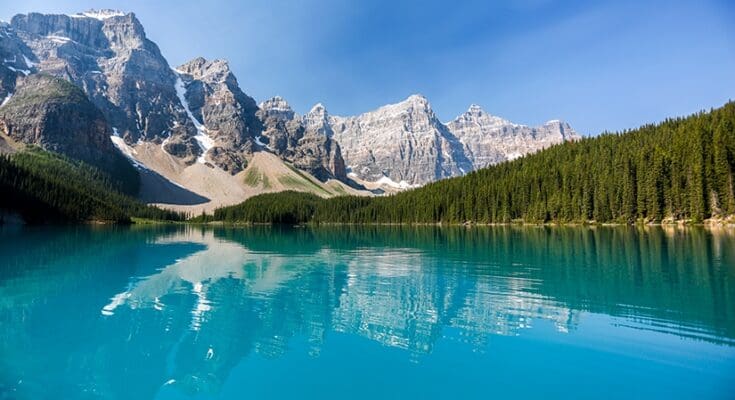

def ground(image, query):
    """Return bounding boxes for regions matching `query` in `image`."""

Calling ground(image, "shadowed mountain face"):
[136,168,209,206]
[0,74,133,174]
[257,98,347,181]
[0,226,733,398]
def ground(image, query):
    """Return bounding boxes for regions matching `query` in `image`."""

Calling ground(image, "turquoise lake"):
[0,225,734,399]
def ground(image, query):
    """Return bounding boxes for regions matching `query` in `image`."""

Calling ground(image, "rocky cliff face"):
[446,105,581,168]
[299,104,346,181]
[257,97,346,181]
[9,11,201,161]
[0,74,128,173]
[0,21,38,102]
[174,57,261,172]
[330,95,472,186]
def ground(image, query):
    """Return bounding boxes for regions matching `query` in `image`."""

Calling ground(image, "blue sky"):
[2,0,734,135]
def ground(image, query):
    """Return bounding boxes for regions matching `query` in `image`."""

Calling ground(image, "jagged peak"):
[543,119,581,138]
[378,94,431,113]
[447,104,516,127]
[309,102,327,115]
[259,96,293,113]
[177,57,231,80]
[405,93,429,105]
[69,9,127,21]
[467,104,484,114]
[304,103,332,132]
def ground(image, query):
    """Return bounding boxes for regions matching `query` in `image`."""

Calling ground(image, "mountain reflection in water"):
[0,225,733,399]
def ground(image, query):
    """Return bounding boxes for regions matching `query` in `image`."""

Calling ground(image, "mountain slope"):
[127,141,362,214]
[0,148,182,224]
[174,57,262,172]
[2,9,582,208]
[257,97,347,181]
[205,102,735,224]
[0,74,138,189]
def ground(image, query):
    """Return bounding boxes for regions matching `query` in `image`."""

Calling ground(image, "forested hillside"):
[0,148,184,224]
[203,102,735,224]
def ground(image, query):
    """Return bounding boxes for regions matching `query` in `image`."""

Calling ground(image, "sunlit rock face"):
[329,96,579,186]
[330,94,472,186]
[446,104,581,169]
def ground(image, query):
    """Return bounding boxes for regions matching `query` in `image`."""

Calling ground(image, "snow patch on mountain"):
[110,134,147,170]
[0,93,12,107]
[6,66,30,76]
[254,135,273,151]
[69,9,126,20]
[173,71,214,163]
[375,175,419,189]
[22,55,36,68]
[46,35,72,44]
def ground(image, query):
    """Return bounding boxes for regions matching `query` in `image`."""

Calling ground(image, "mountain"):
[331,94,473,187]
[174,57,261,172]
[0,147,182,224]
[0,74,136,177]
[203,101,735,225]
[447,104,580,169]
[257,97,347,181]
[329,95,579,187]
[1,9,582,215]
[8,10,202,158]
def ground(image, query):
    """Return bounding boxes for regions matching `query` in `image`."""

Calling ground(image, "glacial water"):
[0,225,734,399]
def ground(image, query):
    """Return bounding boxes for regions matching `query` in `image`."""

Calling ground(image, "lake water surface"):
[1,225,734,399]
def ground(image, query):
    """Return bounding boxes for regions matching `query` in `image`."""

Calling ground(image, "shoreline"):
[146,219,735,229]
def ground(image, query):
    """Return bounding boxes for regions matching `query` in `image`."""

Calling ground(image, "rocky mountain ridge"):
[447,104,580,169]
[328,94,470,186]
[0,9,581,209]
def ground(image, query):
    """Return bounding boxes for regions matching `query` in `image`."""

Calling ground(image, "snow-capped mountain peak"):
[310,103,327,114]
[260,96,292,113]
[406,93,429,103]
[467,104,483,113]
[69,9,126,20]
